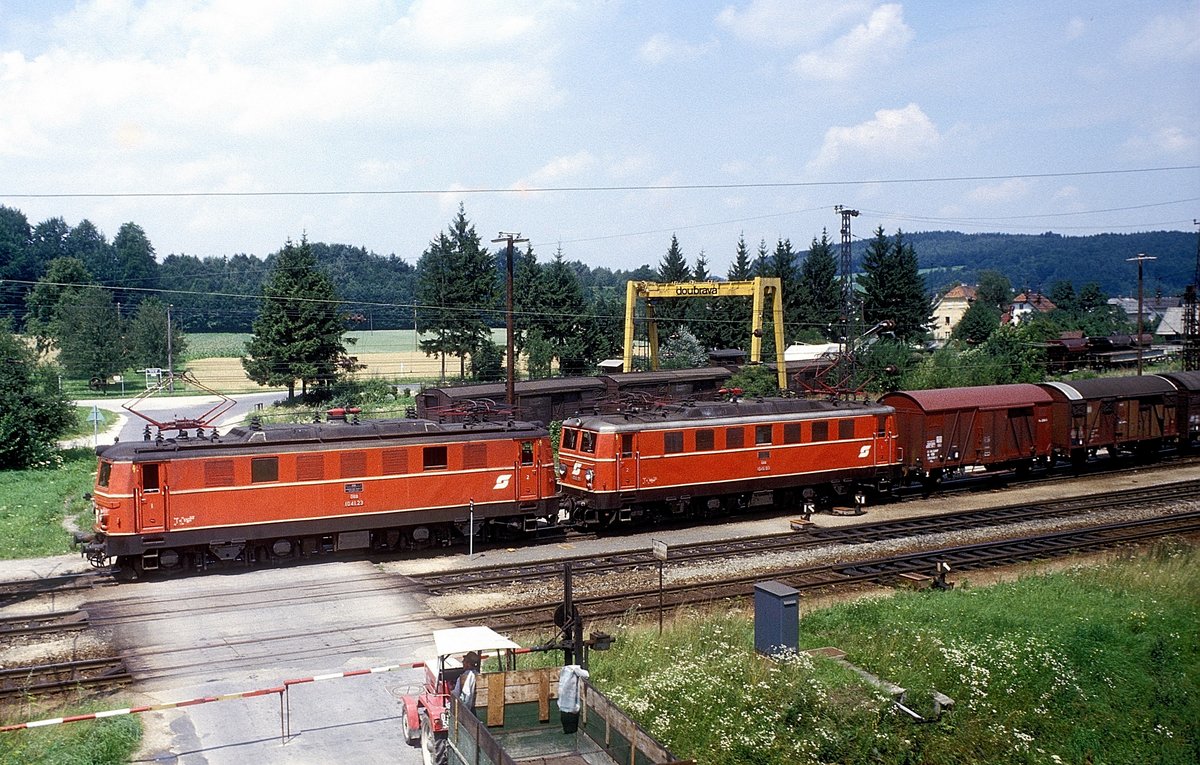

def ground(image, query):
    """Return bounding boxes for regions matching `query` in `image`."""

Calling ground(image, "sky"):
[1,0,1198,276]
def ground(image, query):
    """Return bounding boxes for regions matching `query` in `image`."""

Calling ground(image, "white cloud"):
[807,103,941,172]
[638,34,719,65]
[1065,17,1087,41]
[968,178,1030,204]
[716,0,871,47]
[792,4,912,81]
[1122,9,1200,64]
[1122,126,1197,158]
[517,151,598,187]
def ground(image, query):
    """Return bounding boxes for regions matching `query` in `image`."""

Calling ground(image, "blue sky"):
[1,1,1197,274]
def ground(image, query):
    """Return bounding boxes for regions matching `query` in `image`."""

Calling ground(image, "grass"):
[0,449,96,559]
[182,332,251,360]
[545,541,1200,765]
[62,406,118,440]
[0,701,141,765]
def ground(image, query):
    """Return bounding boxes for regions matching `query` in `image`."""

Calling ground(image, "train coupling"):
[74,532,110,568]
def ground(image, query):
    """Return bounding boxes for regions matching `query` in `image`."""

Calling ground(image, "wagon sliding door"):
[136,462,167,533]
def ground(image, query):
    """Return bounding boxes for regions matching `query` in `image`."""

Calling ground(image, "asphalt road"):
[69,390,286,448]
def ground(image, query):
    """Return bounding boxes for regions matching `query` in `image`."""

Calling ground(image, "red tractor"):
[400,626,522,765]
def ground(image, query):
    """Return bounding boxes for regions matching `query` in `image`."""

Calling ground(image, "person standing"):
[453,652,481,712]
[557,664,590,733]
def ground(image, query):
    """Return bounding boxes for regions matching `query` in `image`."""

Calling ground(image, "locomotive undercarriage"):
[79,508,559,581]
[562,473,894,530]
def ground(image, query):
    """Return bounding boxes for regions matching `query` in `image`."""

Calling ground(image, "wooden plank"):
[538,671,550,723]
[486,672,506,727]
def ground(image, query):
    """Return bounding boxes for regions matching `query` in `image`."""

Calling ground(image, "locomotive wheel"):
[114,557,141,582]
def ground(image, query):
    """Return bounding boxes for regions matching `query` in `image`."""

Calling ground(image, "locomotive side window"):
[579,431,596,454]
[838,419,856,440]
[251,457,278,483]
[423,446,448,470]
[877,415,889,436]
[97,461,112,488]
[783,423,801,444]
[755,425,773,445]
[621,434,634,458]
[562,428,578,450]
[664,431,684,454]
[520,441,534,466]
[141,463,160,491]
[811,421,829,441]
[464,443,488,470]
[726,427,744,449]
[695,429,714,451]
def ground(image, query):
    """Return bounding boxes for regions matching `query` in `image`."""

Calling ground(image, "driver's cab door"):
[135,462,166,532]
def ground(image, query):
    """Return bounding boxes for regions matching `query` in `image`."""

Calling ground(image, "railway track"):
[414,479,1200,592]
[0,571,106,610]
[0,609,90,640]
[0,656,131,700]
[450,510,1200,630]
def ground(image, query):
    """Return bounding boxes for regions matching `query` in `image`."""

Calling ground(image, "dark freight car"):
[880,384,1054,483]
[1156,371,1200,444]
[1039,375,1179,462]
[417,368,733,423]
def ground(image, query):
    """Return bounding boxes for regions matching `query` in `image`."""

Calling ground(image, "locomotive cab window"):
[423,446,448,470]
[141,463,160,491]
[521,441,534,466]
[579,431,596,454]
[621,434,634,458]
[97,461,112,488]
[250,457,278,483]
[561,428,578,451]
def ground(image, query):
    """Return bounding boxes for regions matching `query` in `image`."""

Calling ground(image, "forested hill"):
[899,230,1195,298]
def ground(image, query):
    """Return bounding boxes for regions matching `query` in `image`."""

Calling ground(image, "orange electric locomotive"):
[79,412,558,580]
[556,396,900,525]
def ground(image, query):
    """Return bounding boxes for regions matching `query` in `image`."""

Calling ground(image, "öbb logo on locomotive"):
[76,371,1200,579]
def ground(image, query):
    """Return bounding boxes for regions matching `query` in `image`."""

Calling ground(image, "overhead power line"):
[3,165,1196,199]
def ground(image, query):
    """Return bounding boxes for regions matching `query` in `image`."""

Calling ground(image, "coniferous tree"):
[445,206,497,378]
[512,243,545,357]
[710,234,755,350]
[0,319,75,469]
[654,234,691,332]
[242,237,347,400]
[768,237,801,344]
[0,207,34,326]
[112,222,158,305]
[415,231,455,382]
[797,230,841,341]
[688,250,723,352]
[859,227,931,344]
[541,248,590,375]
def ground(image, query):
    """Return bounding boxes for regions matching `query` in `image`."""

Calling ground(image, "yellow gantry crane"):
[622,276,788,390]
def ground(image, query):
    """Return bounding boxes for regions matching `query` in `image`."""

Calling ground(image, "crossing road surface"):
[87,561,445,764]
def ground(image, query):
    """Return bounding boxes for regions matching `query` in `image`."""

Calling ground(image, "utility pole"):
[834,206,860,394]
[166,303,175,392]
[1185,220,1200,371]
[1126,254,1156,375]
[492,232,528,411]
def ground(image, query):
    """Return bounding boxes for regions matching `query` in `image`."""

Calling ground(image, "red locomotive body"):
[82,416,558,578]
[557,397,898,522]
[881,384,1054,484]
[1040,376,1180,463]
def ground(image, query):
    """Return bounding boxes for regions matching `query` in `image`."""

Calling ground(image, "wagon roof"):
[1155,371,1200,392]
[880,384,1051,413]
[426,377,607,398]
[1040,375,1177,401]
[564,397,890,431]
[606,367,732,387]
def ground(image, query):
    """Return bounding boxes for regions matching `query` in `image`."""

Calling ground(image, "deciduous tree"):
[0,319,75,469]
